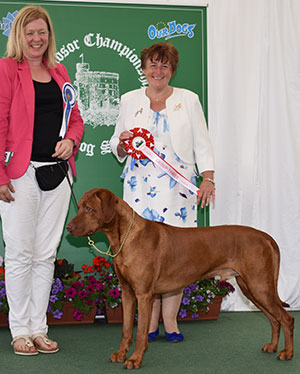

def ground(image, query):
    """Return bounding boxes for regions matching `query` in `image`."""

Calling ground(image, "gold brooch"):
[135,108,143,116]
[174,103,181,111]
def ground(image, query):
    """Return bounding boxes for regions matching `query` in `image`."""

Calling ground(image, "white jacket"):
[110,87,215,174]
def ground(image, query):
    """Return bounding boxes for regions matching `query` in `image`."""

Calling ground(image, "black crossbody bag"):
[32,161,69,191]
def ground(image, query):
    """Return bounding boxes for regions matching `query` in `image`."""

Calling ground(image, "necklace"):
[147,87,172,103]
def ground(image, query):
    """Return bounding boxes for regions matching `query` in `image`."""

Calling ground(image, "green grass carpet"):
[0,311,299,374]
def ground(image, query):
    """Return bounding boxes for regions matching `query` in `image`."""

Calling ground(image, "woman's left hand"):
[197,178,215,208]
[52,139,75,160]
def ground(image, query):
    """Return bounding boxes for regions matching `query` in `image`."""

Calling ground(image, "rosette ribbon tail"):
[124,127,199,195]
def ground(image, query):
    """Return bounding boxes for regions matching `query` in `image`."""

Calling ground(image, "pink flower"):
[73,308,84,321]
[65,287,76,298]
[71,281,84,290]
[108,289,121,299]
[78,289,87,299]
[96,282,105,291]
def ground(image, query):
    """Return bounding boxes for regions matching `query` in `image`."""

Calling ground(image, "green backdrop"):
[0,0,208,269]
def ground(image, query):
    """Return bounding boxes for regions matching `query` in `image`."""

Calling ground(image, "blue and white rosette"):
[60,82,76,138]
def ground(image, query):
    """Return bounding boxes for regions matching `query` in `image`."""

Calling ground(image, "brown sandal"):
[32,333,59,354]
[11,335,39,356]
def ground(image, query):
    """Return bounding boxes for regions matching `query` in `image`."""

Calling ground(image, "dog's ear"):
[97,189,116,223]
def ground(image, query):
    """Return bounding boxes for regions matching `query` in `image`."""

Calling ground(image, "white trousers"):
[0,162,72,338]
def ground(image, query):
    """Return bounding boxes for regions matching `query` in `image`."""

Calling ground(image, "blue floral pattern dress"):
[122,109,199,227]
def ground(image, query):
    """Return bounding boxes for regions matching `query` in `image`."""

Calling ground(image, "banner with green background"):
[0,0,208,267]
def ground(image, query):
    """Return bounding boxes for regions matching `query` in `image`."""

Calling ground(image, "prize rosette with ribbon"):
[123,127,199,195]
[123,128,154,159]
[60,82,76,138]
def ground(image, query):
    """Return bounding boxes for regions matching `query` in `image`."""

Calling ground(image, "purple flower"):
[53,309,63,319]
[0,288,6,297]
[179,309,187,318]
[52,278,63,292]
[182,297,190,305]
[196,295,204,302]
[184,287,192,296]
[191,313,199,319]
[51,285,60,295]
[49,295,58,303]
[189,283,197,292]
[0,280,5,286]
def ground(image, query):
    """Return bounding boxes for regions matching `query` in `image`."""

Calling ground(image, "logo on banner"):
[1,10,18,37]
[147,20,196,41]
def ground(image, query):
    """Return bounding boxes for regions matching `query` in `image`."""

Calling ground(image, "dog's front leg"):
[123,294,153,369]
[110,283,136,363]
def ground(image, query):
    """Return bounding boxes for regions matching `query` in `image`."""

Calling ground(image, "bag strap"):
[57,161,79,208]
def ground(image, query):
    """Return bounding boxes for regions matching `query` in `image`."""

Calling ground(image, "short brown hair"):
[141,42,179,74]
[6,5,57,68]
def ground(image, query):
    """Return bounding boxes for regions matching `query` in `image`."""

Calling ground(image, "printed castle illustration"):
[74,56,119,128]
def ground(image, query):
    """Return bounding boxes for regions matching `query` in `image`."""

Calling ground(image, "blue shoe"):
[148,327,159,342]
[165,331,184,342]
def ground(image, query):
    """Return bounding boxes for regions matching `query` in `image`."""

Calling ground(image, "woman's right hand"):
[0,182,15,203]
[117,131,133,157]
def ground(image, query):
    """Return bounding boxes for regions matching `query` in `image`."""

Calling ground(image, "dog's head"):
[66,188,116,237]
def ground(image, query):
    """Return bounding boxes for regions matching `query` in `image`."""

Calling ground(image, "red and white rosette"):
[123,128,155,159]
[123,127,199,195]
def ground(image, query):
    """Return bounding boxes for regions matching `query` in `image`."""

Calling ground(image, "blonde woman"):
[0,6,84,355]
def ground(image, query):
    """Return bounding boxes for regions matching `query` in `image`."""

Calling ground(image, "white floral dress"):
[121,109,199,227]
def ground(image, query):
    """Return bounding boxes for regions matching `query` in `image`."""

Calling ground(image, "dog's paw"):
[262,343,277,353]
[123,358,142,369]
[277,349,294,360]
[109,351,127,363]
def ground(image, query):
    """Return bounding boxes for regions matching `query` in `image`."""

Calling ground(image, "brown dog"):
[66,188,294,369]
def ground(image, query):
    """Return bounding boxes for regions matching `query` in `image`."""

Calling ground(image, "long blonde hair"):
[6,5,57,68]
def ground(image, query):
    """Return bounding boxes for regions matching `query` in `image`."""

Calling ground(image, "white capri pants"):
[0,162,72,338]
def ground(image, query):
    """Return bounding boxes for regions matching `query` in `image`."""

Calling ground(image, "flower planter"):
[0,304,97,327]
[178,296,223,321]
[47,302,96,325]
[0,312,8,327]
[105,297,222,324]
[105,305,123,324]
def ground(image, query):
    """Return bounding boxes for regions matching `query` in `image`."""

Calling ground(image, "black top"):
[31,78,63,161]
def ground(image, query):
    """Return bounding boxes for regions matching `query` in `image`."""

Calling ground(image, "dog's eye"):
[85,206,93,213]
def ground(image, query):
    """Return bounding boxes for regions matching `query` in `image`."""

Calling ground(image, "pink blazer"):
[0,57,84,185]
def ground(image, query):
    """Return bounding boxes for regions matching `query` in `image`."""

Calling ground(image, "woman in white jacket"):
[110,42,215,342]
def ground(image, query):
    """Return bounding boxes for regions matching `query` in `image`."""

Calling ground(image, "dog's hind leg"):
[236,276,280,353]
[110,282,136,364]
[123,293,154,369]
[236,276,294,360]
